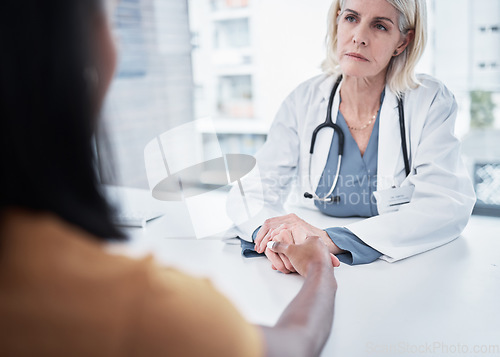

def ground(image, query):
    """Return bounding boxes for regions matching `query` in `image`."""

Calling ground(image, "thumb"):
[267,241,288,253]
[330,253,340,267]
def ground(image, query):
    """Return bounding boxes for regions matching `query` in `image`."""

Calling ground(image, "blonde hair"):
[321,0,427,96]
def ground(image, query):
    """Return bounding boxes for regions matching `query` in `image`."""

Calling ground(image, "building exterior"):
[432,0,500,135]
[188,0,332,156]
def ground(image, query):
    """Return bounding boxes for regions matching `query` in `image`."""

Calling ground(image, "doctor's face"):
[336,0,412,81]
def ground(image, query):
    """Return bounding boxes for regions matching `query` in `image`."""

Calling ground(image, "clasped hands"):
[253,213,343,274]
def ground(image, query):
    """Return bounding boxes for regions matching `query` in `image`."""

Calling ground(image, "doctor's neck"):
[339,74,386,109]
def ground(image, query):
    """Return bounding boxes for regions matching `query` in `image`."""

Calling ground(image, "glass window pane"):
[98,0,194,188]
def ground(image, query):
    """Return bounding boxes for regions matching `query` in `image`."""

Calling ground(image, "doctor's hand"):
[264,227,297,273]
[255,213,343,255]
[267,236,340,277]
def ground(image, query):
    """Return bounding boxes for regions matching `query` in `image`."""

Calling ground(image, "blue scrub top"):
[314,102,380,217]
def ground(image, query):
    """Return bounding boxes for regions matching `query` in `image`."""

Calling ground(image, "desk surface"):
[112,189,500,357]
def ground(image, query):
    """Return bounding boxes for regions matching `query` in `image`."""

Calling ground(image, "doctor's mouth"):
[345,52,370,62]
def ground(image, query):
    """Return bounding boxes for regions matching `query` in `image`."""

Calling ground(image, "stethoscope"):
[304,75,411,202]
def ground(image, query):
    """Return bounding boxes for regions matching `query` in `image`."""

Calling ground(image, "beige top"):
[0,210,263,357]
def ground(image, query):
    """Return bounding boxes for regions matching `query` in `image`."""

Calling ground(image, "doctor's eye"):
[344,15,357,23]
[374,23,388,31]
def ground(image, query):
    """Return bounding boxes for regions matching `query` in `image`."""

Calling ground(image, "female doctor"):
[228,0,476,271]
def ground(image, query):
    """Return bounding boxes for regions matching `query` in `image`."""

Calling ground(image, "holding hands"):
[254,214,324,252]
[254,214,343,274]
[267,237,340,277]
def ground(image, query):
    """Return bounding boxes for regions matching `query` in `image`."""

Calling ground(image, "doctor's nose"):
[352,28,368,46]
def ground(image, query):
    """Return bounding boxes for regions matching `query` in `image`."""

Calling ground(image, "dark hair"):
[0,0,123,239]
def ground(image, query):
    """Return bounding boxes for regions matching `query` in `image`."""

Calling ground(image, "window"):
[97,0,194,188]
[214,18,250,49]
[188,0,329,156]
[217,75,253,118]
[211,0,249,11]
[432,0,500,216]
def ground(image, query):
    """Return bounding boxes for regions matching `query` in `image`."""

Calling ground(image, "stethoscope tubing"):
[306,153,342,202]
[398,97,411,177]
[304,75,410,202]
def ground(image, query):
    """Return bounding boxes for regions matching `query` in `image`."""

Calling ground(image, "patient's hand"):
[268,236,340,277]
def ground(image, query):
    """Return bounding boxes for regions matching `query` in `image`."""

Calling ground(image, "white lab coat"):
[227,73,476,262]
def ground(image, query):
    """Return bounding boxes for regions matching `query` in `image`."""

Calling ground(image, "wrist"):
[305,262,337,287]
[321,230,344,254]
[304,262,325,278]
[305,257,334,274]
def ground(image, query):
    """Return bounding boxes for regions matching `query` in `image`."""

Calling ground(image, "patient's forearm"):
[259,264,337,357]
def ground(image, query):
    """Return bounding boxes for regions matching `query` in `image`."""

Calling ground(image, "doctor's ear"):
[336,9,342,23]
[394,29,415,56]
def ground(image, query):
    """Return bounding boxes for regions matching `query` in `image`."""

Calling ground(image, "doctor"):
[228,0,476,271]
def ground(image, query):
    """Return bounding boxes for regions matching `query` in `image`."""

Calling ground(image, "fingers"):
[268,243,294,272]
[265,248,291,274]
[256,214,337,275]
[269,239,342,272]
[254,224,268,249]
[257,226,278,253]
[256,223,289,253]
[268,228,295,272]
[330,253,341,267]
[254,227,269,253]
[255,228,273,254]
[272,226,293,243]
[267,240,288,254]
[255,220,281,253]
[254,214,301,253]
[279,253,296,273]
[259,225,296,273]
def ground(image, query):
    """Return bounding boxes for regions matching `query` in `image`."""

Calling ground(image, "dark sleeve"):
[239,226,265,258]
[325,227,382,265]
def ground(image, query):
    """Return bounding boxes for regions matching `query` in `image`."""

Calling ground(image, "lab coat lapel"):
[309,76,342,192]
[377,87,402,190]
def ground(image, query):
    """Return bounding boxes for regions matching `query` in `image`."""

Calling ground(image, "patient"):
[0,0,339,356]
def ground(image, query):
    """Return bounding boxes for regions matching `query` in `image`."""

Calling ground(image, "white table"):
[112,189,500,357]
